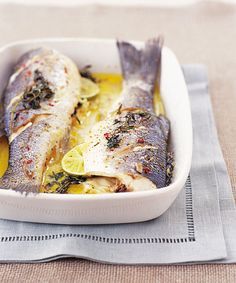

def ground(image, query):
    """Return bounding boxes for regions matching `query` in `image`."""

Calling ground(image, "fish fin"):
[117,37,163,85]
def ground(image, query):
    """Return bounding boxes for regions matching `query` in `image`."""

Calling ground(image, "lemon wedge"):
[80,77,99,99]
[61,143,88,175]
[0,136,9,178]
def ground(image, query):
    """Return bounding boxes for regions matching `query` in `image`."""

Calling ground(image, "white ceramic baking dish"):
[0,38,192,224]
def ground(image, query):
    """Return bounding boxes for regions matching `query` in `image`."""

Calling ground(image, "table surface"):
[0,2,236,282]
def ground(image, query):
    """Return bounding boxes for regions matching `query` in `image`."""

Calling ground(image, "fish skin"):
[0,48,81,192]
[0,101,4,138]
[83,37,171,191]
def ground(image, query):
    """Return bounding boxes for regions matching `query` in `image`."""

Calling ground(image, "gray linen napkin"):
[0,65,235,264]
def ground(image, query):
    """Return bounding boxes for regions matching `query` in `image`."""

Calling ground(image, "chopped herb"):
[126,112,136,124]
[117,124,134,133]
[71,114,81,124]
[13,112,20,121]
[113,113,136,134]
[138,112,148,117]
[113,119,120,125]
[117,104,122,114]
[46,171,86,194]
[22,70,54,110]
[105,110,151,151]
[76,102,83,108]
[107,134,121,149]
[45,181,58,189]
[76,117,81,124]
[71,111,81,124]
[55,175,87,194]
[50,171,65,181]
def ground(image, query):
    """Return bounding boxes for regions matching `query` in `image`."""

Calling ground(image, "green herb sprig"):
[106,134,121,149]
[45,171,86,194]
[22,70,54,110]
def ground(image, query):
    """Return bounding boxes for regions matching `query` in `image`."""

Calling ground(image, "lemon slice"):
[0,136,9,178]
[80,77,99,99]
[61,143,88,175]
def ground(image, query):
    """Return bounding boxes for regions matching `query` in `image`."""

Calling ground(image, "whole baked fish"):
[83,38,171,192]
[0,48,81,192]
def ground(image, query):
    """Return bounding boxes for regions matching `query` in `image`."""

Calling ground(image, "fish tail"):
[117,36,163,86]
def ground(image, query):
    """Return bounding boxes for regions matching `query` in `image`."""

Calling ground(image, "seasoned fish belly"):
[83,38,171,192]
[0,48,81,192]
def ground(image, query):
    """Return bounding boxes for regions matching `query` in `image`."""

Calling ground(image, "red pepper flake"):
[26,145,30,151]
[26,70,32,76]
[26,159,33,164]
[20,116,24,121]
[48,102,55,107]
[137,138,144,144]
[143,167,151,174]
[104,133,111,140]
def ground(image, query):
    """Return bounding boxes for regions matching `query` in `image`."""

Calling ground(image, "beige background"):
[0,0,234,7]
[0,2,236,282]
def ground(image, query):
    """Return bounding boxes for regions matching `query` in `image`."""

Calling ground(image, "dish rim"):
[0,37,192,201]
